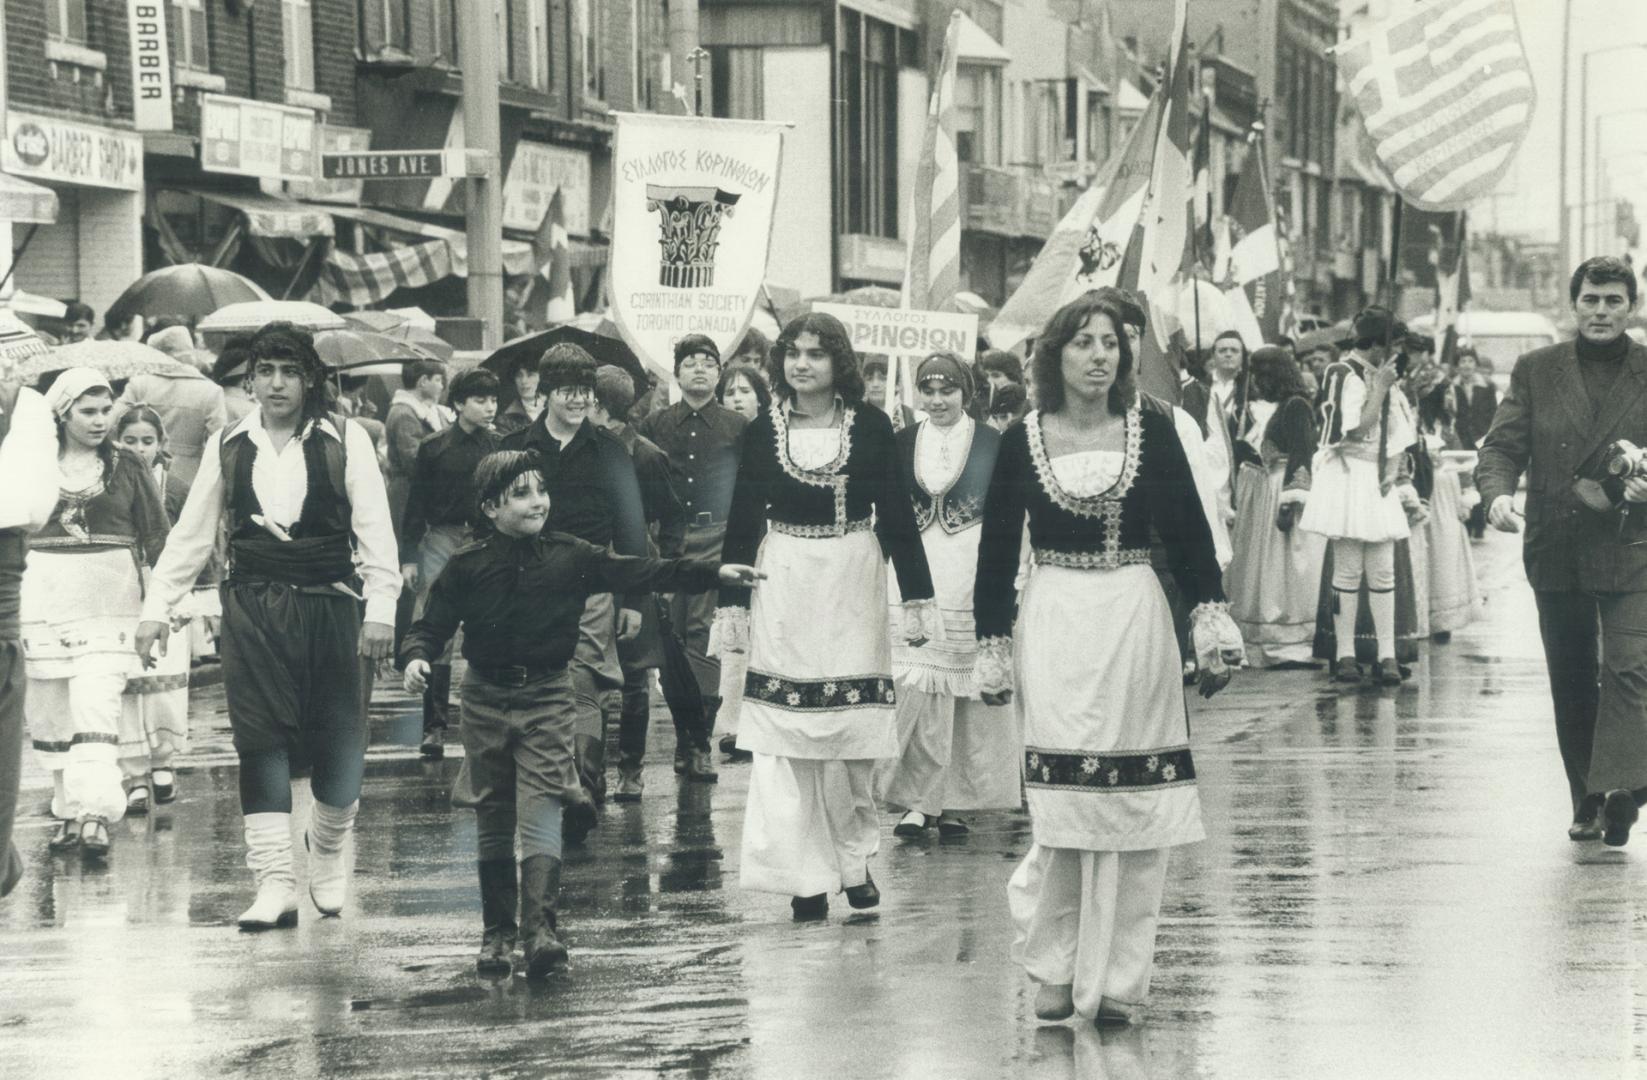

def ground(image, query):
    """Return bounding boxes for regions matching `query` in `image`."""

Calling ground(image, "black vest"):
[220,415,355,586]
[896,419,1000,534]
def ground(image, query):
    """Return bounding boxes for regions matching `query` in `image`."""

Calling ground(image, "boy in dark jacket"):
[401,449,760,978]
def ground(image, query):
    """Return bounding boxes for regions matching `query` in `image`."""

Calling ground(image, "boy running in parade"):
[401,450,761,977]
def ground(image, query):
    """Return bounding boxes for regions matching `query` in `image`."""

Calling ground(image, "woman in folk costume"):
[1414,370,1482,641]
[878,352,1019,840]
[713,312,937,921]
[1300,308,1427,686]
[110,405,216,812]
[23,368,170,859]
[1226,347,1327,667]
[973,294,1242,1026]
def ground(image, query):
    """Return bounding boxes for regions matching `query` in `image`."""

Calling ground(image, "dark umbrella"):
[482,325,652,412]
[105,264,271,325]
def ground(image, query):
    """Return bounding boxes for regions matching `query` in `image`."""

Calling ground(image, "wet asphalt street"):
[3,529,1646,1080]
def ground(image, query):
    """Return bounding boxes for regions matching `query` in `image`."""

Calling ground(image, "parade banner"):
[812,302,978,364]
[126,0,173,132]
[609,113,786,383]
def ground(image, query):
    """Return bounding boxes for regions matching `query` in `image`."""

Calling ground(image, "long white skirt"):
[1425,469,1481,633]
[1018,564,1204,851]
[736,529,897,761]
[741,755,878,897]
[1227,463,1327,666]
[1300,450,1410,543]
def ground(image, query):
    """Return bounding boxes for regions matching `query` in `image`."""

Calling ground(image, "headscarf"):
[146,325,195,359]
[916,352,975,405]
[45,366,112,419]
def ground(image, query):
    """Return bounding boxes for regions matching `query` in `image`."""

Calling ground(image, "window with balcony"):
[46,0,88,44]
[283,0,314,90]
[837,10,910,239]
[173,0,209,71]
[955,64,1000,165]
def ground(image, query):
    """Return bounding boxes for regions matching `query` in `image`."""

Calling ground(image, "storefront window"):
[173,0,209,71]
[283,0,315,90]
[45,0,88,45]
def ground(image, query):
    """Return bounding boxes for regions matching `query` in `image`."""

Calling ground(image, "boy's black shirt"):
[400,530,722,671]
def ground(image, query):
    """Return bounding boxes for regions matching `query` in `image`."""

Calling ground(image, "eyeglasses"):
[551,386,594,401]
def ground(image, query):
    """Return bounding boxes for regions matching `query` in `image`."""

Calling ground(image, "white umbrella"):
[198,300,348,334]
[20,340,187,381]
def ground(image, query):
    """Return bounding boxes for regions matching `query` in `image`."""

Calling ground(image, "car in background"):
[1408,310,1562,396]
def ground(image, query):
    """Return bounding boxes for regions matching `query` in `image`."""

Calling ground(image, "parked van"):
[1408,310,1562,395]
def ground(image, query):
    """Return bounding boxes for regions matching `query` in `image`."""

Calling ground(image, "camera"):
[1605,440,1647,481]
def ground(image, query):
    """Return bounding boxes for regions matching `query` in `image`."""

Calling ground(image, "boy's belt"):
[470,661,564,688]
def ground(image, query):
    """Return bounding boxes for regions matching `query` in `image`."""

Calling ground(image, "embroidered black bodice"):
[974,405,1225,641]
[718,400,934,608]
[897,419,1001,534]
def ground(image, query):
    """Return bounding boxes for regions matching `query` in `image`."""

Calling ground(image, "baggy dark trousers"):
[1535,589,1647,810]
[0,642,24,897]
[220,582,365,814]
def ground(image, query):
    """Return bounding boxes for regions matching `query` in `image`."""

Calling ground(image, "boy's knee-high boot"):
[519,854,569,979]
[476,858,518,975]
[304,799,357,916]
[239,812,298,931]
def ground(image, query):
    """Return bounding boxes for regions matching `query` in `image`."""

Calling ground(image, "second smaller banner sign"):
[811,302,979,363]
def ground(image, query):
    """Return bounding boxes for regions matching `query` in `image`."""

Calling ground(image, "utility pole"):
[460,0,505,348]
[1558,0,1572,272]
[669,0,703,116]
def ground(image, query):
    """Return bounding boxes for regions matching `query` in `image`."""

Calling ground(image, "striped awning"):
[312,239,454,308]
[320,203,536,275]
[190,189,335,239]
[0,172,58,225]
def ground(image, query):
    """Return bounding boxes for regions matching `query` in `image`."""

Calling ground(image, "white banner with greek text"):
[609,113,786,382]
[810,302,979,363]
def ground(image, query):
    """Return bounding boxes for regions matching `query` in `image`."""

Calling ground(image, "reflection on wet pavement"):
[2,531,1644,1078]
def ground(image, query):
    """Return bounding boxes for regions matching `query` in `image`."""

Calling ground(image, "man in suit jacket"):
[1477,256,1647,846]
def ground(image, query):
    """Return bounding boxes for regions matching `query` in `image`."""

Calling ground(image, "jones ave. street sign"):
[320,148,479,180]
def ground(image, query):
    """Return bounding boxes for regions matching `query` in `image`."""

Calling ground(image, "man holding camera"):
[1477,256,1647,845]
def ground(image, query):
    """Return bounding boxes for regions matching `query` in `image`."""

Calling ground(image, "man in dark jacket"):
[1477,256,1647,845]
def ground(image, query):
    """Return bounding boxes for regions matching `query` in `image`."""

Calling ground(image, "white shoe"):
[238,812,298,931]
[305,800,358,917]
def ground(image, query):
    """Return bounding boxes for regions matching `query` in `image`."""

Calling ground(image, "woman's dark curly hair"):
[770,312,865,406]
[245,321,334,422]
[1031,294,1134,415]
[1248,346,1309,403]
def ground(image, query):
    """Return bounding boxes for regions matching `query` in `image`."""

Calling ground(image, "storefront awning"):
[189,189,335,239]
[0,173,59,225]
[956,13,1010,65]
[318,203,536,275]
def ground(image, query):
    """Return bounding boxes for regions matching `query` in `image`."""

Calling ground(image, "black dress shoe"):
[1569,816,1604,842]
[419,726,445,760]
[718,734,753,763]
[1603,789,1640,847]
[1376,658,1404,686]
[844,873,880,910]
[1332,659,1363,684]
[790,893,828,921]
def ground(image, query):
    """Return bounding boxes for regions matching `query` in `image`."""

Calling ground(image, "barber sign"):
[609,112,787,383]
[126,0,173,132]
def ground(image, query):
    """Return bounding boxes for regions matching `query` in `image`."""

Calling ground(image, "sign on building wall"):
[609,113,787,383]
[811,302,979,362]
[126,0,173,131]
[200,94,316,182]
[1,111,143,190]
[502,141,592,235]
[288,125,372,205]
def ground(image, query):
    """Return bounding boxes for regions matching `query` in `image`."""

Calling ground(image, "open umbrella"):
[198,300,348,335]
[482,325,652,411]
[106,264,271,324]
[342,313,454,362]
[20,339,188,382]
[314,327,441,370]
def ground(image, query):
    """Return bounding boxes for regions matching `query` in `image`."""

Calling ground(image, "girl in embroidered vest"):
[713,312,937,921]
[877,352,1019,840]
[1225,347,1327,668]
[22,368,169,859]
[115,406,219,810]
[973,295,1242,1026]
